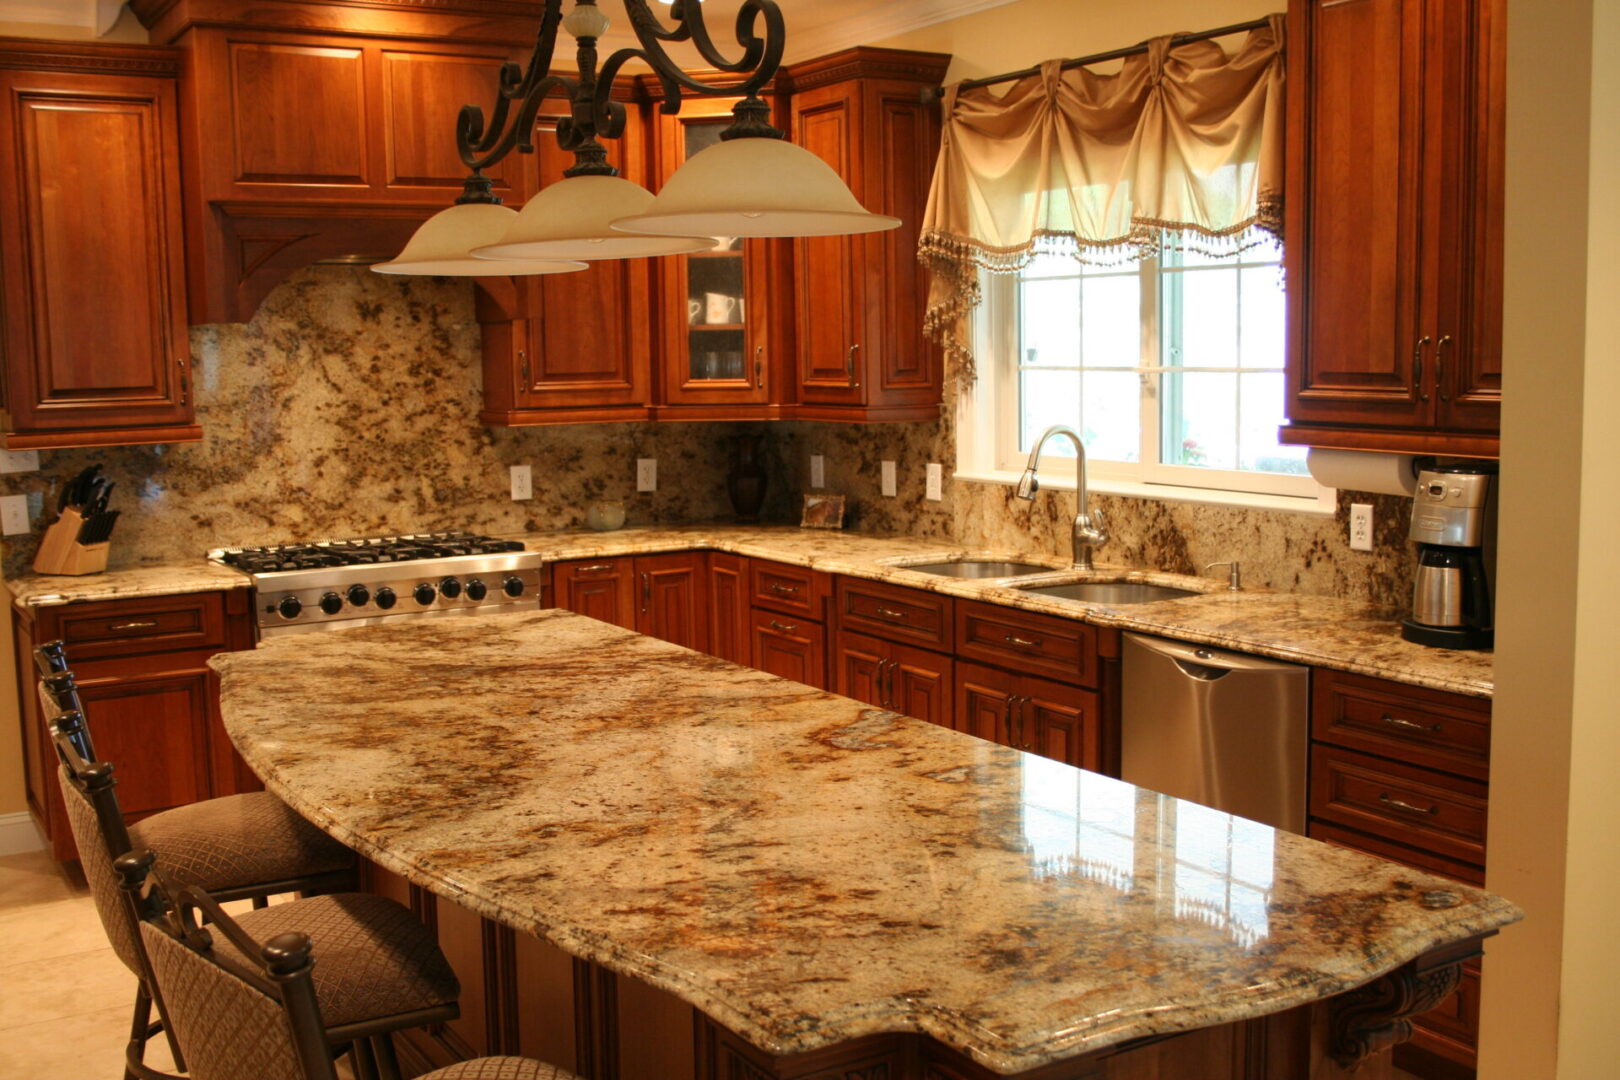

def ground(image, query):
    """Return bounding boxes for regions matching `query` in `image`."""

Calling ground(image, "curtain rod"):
[926,17,1277,102]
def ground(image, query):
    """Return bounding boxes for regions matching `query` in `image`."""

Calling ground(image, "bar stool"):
[132,859,577,1080]
[52,715,460,1080]
[34,642,356,907]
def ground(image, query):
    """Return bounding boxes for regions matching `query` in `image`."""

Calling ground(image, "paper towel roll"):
[1306,448,1427,496]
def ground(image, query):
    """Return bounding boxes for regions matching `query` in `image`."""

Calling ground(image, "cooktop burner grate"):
[219,532,526,573]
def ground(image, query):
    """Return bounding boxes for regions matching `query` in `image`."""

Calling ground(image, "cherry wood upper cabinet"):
[782,48,950,423]
[477,107,652,426]
[1281,0,1504,457]
[0,44,200,450]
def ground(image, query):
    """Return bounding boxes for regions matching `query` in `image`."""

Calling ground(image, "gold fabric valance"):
[919,15,1286,383]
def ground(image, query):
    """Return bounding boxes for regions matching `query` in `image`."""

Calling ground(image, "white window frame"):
[956,256,1336,516]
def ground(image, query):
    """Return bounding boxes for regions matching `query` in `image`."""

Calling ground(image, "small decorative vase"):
[726,435,768,523]
[586,500,626,531]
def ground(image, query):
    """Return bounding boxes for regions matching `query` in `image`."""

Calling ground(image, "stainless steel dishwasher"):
[1121,633,1309,834]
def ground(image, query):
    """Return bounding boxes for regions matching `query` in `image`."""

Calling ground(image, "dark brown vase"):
[727,434,768,523]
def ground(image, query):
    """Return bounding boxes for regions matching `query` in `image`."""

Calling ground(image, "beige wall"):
[0,5,148,42]
[875,0,1274,81]
[1479,0,1620,1075]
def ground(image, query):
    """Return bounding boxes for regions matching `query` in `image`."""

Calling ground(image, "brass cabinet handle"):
[1379,793,1438,815]
[769,583,800,595]
[1014,696,1030,750]
[874,605,907,621]
[883,659,896,708]
[575,563,615,574]
[754,345,764,388]
[1003,693,1016,745]
[1380,713,1441,733]
[1435,335,1453,401]
[176,358,189,407]
[640,571,651,614]
[110,620,158,631]
[1413,336,1432,402]
[1003,634,1042,649]
[519,349,530,385]
[846,344,861,389]
[768,619,797,633]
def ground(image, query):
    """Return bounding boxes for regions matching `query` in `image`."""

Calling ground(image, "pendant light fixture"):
[373,176,589,277]
[379,0,899,277]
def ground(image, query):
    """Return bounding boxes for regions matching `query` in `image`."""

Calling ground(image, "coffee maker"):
[1401,463,1496,650]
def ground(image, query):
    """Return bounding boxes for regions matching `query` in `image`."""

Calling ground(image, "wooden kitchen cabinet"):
[0,43,200,450]
[954,660,1101,771]
[832,628,951,728]
[477,105,654,426]
[1281,0,1504,456]
[707,553,752,666]
[551,558,637,631]
[552,553,709,652]
[12,590,258,863]
[783,48,951,422]
[751,607,827,690]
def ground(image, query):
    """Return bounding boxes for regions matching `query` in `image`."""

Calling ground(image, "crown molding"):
[0,38,180,75]
[781,0,1018,64]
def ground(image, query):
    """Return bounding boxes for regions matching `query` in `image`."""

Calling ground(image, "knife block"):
[33,508,110,576]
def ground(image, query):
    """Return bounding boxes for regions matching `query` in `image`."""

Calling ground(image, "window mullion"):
[1139,256,1160,474]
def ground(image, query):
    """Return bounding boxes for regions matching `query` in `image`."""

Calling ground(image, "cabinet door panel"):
[1022,681,1101,771]
[953,662,1015,749]
[1286,0,1429,427]
[73,669,213,818]
[554,560,636,631]
[793,90,863,406]
[868,85,942,402]
[891,649,952,729]
[381,49,525,196]
[831,628,886,707]
[0,71,191,433]
[635,553,709,653]
[753,609,826,690]
[229,42,368,185]
[707,553,752,665]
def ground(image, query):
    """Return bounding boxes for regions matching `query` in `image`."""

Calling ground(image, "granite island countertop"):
[9,524,1494,697]
[210,611,1520,1074]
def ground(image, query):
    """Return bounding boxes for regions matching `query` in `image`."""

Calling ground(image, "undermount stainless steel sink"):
[1017,581,1201,605]
[905,560,1055,579]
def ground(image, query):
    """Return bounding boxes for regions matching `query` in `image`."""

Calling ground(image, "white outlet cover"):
[1349,502,1373,552]
[509,464,532,501]
[810,454,825,489]
[0,450,39,474]
[0,494,29,535]
[637,457,657,493]
[925,463,944,502]
[881,460,897,497]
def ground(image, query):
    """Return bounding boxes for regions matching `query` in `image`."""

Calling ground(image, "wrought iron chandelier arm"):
[459,74,578,172]
[613,0,784,100]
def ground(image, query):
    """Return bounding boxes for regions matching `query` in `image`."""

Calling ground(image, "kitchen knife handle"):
[176,357,189,407]
[754,345,764,389]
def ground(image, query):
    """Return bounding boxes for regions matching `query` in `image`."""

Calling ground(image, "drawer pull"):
[1379,793,1438,815]
[874,605,907,621]
[769,583,801,595]
[574,564,615,574]
[1003,633,1042,649]
[1380,713,1441,733]
[109,620,159,631]
[768,620,798,633]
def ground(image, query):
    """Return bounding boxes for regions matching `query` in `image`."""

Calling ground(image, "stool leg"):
[124,984,149,1080]
[371,1034,402,1080]
[350,1037,380,1080]
[252,894,270,910]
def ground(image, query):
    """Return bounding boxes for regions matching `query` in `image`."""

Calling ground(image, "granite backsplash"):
[1,266,1415,610]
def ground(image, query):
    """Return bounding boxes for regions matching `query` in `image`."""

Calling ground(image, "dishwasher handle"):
[1124,632,1303,678]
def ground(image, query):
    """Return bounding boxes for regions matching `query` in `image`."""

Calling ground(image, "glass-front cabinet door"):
[654,96,775,414]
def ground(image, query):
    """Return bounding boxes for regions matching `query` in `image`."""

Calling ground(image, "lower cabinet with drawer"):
[954,660,1102,770]
[1307,668,1492,1079]
[12,589,258,862]
[751,607,827,690]
[833,628,952,728]
[552,553,709,653]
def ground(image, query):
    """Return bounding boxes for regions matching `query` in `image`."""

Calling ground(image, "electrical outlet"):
[1349,502,1374,552]
[881,460,897,497]
[0,494,29,536]
[925,463,943,502]
[509,464,532,501]
[0,450,39,474]
[810,454,825,489]
[636,457,657,493]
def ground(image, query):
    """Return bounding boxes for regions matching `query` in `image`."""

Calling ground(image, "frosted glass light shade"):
[473,175,712,262]
[373,203,587,276]
[611,137,901,238]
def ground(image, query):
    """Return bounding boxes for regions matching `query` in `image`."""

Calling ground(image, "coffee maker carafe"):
[1401,463,1495,650]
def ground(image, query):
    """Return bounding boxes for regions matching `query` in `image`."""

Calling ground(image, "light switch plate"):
[1349,503,1373,551]
[0,494,29,535]
[810,454,825,489]
[636,457,657,493]
[0,450,39,474]
[509,464,532,501]
[925,463,943,502]
[881,460,897,497]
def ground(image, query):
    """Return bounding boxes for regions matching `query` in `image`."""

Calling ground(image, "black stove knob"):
[374,586,397,610]
[439,576,463,599]
[277,595,303,619]
[502,576,526,598]
[413,582,436,606]
[319,592,343,616]
[347,584,370,607]
[464,579,488,601]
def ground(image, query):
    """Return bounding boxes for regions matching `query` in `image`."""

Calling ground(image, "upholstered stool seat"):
[421,1058,579,1080]
[127,791,353,896]
[227,893,459,1028]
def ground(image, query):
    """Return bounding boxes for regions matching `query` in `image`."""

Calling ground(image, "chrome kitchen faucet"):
[1015,424,1109,570]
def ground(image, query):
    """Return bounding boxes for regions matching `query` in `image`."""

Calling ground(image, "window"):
[966,234,1330,510]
